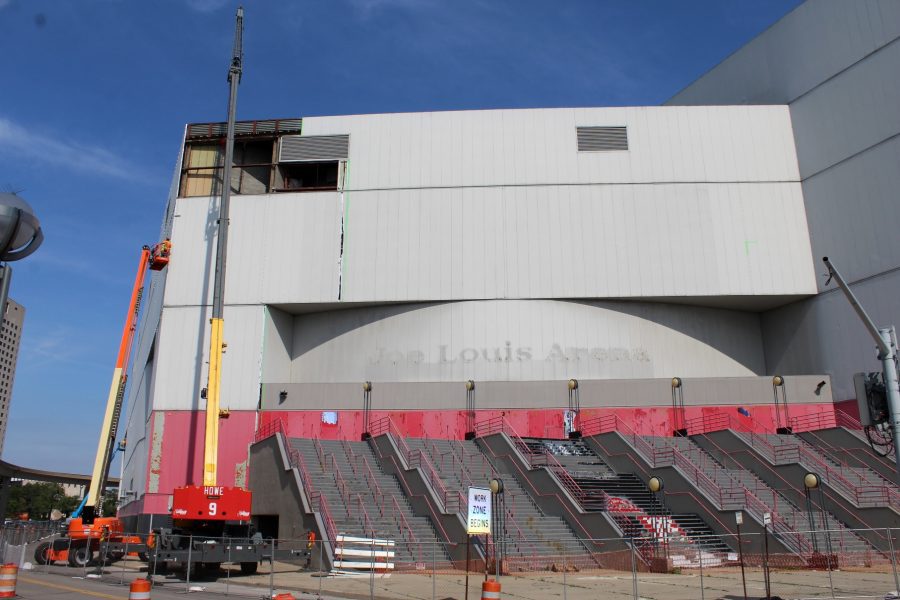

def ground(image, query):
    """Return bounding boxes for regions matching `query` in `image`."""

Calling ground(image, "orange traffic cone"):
[0,564,16,598]
[481,578,501,599]
[129,577,151,599]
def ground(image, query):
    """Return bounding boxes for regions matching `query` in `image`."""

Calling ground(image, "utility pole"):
[823,256,900,477]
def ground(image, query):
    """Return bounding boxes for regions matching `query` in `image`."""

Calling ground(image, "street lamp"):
[0,193,43,331]
[489,478,505,578]
[465,380,476,440]
[567,379,581,439]
[361,381,373,440]
[772,375,792,434]
[804,472,836,594]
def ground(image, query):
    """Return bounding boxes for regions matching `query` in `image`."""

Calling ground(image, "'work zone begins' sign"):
[467,487,492,535]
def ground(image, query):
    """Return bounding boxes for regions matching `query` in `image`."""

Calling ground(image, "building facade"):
[669,0,900,403]
[119,0,893,522]
[0,300,24,458]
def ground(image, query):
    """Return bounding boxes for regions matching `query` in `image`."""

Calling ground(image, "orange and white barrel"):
[272,594,296,600]
[481,578,501,600]
[0,564,17,598]
[129,577,152,599]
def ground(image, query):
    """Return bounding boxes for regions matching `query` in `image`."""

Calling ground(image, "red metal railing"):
[690,413,895,509]
[582,414,813,554]
[253,417,286,443]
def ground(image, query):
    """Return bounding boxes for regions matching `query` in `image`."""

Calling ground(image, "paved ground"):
[11,557,900,599]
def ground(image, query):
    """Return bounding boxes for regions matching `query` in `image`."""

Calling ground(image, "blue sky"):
[0,0,802,473]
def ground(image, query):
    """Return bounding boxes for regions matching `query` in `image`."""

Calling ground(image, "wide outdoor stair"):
[733,431,899,509]
[643,436,873,557]
[529,439,731,556]
[406,437,594,568]
[798,428,899,485]
[290,438,447,566]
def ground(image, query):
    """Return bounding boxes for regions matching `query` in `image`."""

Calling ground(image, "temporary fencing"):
[5,524,900,600]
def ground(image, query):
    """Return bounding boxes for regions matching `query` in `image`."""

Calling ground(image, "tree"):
[6,482,78,520]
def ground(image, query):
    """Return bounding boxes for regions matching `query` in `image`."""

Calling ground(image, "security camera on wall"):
[853,371,889,428]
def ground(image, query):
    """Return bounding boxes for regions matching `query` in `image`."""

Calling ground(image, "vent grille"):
[279,134,350,162]
[186,118,303,140]
[577,126,628,151]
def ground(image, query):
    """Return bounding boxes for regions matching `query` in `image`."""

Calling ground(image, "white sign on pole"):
[763,512,772,525]
[735,511,743,525]
[466,487,492,535]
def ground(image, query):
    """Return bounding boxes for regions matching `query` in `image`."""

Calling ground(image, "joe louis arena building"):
[117,0,900,555]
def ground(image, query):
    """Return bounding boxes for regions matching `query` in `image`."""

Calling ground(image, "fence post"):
[317,540,323,600]
[889,528,899,596]
[630,540,638,600]
[226,537,231,596]
[562,543,567,600]
[268,538,275,599]
[698,543,705,600]
[432,540,436,600]
[185,534,193,593]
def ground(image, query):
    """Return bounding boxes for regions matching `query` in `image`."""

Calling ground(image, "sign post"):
[466,487,492,596]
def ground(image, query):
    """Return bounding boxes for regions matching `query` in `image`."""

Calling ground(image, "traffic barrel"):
[481,578,501,600]
[129,577,151,599]
[272,594,296,599]
[0,564,17,598]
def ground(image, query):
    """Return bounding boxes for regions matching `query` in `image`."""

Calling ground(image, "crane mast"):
[204,4,243,489]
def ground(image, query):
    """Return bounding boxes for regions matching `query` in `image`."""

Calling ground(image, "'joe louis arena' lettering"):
[369,342,651,366]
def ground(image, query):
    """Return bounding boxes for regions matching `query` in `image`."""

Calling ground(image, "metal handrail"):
[253,417,286,443]
[697,413,893,508]
[389,495,422,563]
[588,414,811,552]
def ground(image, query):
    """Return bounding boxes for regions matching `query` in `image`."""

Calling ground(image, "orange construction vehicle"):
[34,245,165,567]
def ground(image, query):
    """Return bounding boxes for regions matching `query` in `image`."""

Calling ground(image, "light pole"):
[648,476,667,563]
[804,472,835,596]
[772,376,792,434]
[671,377,687,437]
[489,477,504,578]
[0,193,42,521]
[735,511,747,600]
[0,193,44,331]
[361,381,372,440]
[567,379,581,439]
[465,380,476,440]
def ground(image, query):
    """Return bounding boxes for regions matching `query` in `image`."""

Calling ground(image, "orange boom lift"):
[34,244,168,566]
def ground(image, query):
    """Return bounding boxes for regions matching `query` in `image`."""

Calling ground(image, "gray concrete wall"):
[669,0,900,400]
[261,375,832,412]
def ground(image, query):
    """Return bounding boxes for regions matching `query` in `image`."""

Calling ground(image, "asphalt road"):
[13,571,289,599]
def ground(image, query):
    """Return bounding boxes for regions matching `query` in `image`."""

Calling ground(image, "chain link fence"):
[7,523,900,599]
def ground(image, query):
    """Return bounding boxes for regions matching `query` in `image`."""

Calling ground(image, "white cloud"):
[0,117,139,181]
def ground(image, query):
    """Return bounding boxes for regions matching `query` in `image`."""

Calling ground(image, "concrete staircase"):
[525,438,732,558]
[643,436,872,557]
[742,432,899,509]
[290,438,449,566]
[406,437,595,568]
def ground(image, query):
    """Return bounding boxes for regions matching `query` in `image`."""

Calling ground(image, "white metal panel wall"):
[340,182,814,302]
[153,305,264,410]
[668,0,900,106]
[288,299,764,383]
[301,106,800,189]
[163,193,341,307]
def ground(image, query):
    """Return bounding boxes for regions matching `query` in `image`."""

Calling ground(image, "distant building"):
[0,300,24,457]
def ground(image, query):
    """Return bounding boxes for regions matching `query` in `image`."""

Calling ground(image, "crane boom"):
[81,247,151,524]
[203,5,243,489]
